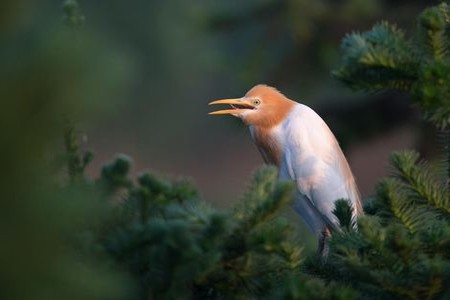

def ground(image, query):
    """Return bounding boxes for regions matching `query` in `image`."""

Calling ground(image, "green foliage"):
[333,199,356,230]
[0,1,133,299]
[87,162,307,299]
[334,2,450,129]
[305,3,450,299]
[306,150,450,299]
[5,1,450,299]
[60,152,353,299]
[334,21,417,91]
[390,151,450,214]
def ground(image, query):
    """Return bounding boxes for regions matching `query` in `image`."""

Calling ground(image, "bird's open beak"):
[208,98,255,115]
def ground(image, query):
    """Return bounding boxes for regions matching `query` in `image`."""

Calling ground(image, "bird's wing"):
[279,104,362,235]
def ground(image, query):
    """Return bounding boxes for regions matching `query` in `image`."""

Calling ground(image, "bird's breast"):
[249,125,283,166]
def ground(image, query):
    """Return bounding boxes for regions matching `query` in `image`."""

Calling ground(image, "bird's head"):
[209,84,296,128]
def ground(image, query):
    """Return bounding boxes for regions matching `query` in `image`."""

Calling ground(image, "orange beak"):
[208,98,255,115]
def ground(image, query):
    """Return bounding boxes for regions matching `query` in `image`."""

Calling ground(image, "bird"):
[208,84,363,254]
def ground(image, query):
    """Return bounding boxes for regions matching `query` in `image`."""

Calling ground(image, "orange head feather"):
[209,84,296,129]
[209,85,297,166]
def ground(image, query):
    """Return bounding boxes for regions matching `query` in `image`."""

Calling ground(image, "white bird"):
[209,84,363,253]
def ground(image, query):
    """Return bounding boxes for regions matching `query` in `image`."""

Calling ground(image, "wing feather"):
[279,104,362,235]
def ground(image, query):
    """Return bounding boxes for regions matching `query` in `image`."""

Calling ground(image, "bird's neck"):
[250,125,283,166]
[247,100,297,166]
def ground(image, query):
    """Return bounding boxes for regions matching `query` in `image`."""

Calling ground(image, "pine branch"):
[418,4,450,62]
[390,151,450,215]
[333,5,450,129]
[305,4,450,299]
[333,21,418,92]
[248,217,303,270]
[415,60,450,129]
[63,126,93,182]
[233,166,295,231]
[333,199,356,230]
[98,154,133,193]
[376,179,435,234]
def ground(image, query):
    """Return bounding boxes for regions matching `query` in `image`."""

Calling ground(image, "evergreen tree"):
[5,0,450,299]
[80,155,355,299]
[67,1,450,299]
[305,2,450,299]
[333,2,450,129]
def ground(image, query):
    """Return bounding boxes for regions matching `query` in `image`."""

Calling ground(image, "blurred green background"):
[0,0,440,297]
[71,0,430,206]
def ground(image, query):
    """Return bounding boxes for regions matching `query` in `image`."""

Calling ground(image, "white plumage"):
[271,104,362,235]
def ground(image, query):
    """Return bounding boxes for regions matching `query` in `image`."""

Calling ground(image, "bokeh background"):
[75,0,433,206]
[3,0,439,220]
[2,1,445,297]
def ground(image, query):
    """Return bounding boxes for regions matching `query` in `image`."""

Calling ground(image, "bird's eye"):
[252,99,261,106]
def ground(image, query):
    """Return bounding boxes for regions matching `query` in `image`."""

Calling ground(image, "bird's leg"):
[318,227,331,259]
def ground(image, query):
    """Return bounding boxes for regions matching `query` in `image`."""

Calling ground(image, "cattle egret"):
[209,84,363,253]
